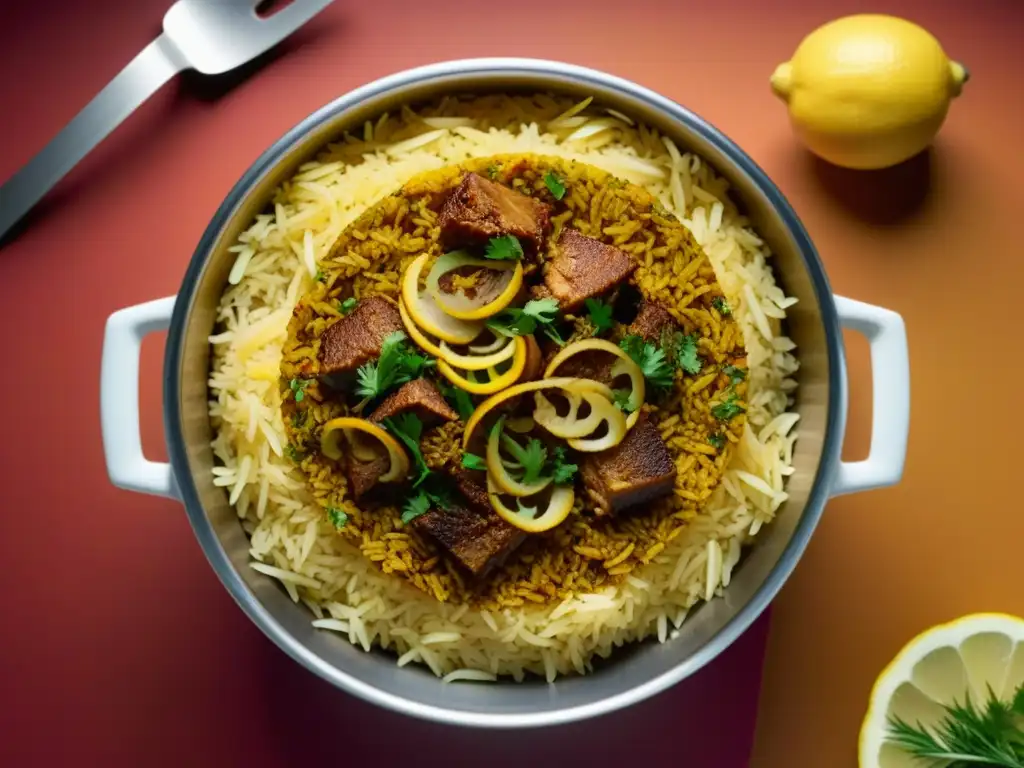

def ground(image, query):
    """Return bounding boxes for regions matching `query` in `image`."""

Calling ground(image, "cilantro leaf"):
[711,392,745,421]
[486,164,500,180]
[584,297,615,335]
[674,333,702,375]
[461,453,487,471]
[484,235,524,261]
[544,171,566,200]
[315,269,325,283]
[708,433,726,451]
[383,413,430,486]
[547,446,578,485]
[326,506,348,529]
[518,439,548,486]
[401,494,431,525]
[285,444,304,463]
[289,378,310,403]
[619,334,674,391]
[439,381,475,421]
[487,298,561,338]
[723,365,746,384]
[355,331,434,401]
[291,409,308,429]
[1013,683,1024,716]
[338,297,357,315]
[612,388,636,413]
[711,296,731,315]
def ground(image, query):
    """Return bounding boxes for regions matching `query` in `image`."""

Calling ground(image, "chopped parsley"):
[708,433,727,451]
[315,269,325,283]
[486,164,500,180]
[289,377,310,403]
[612,388,636,413]
[290,409,307,429]
[439,381,475,421]
[355,331,434,401]
[711,392,746,421]
[484,235,524,261]
[543,171,566,200]
[382,413,431,486]
[326,506,348,529]
[584,297,615,335]
[338,297,357,315]
[400,494,431,525]
[547,446,578,485]
[501,433,548,486]
[285,444,304,462]
[711,296,731,315]
[461,453,487,471]
[487,298,563,342]
[619,334,674,392]
[723,365,747,384]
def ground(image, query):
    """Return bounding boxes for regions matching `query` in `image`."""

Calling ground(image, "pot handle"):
[831,296,910,497]
[100,296,179,500]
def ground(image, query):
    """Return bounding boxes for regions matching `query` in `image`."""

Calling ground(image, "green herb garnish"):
[401,475,455,525]
[338,297,358,315]
[461,453,487,471]
[486,164,500,180]
[547,446,578,485]
[544,171,566,200]
[711,392,745,421]
[355,331,433,401]
[285,444,304,463]
[708,433,726,451]
[886,683,1024,768]
[673,332,702,376]
[619,334,674,392]
[584,297,615,335]
[612,388,636,413]
[723,365,747,384]
[289,378,310,403]
[291,409,307,429]
[711,296,731,315]
[315,269,325,283]
[326,506,348,529]
[382,413,430,486]
[439,381,475,421]
[484,235,524,261]
[503,435,548,486]
[488,298,561,338]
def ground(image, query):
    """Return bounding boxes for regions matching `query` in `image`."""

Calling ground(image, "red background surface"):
[1,1,1022,766]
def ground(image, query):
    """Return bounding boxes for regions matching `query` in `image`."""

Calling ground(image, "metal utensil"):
[0,0,334,240]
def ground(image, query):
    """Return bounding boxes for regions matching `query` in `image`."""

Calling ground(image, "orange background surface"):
[1,0,1022,765]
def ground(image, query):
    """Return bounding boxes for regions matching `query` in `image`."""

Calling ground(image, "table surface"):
[1,0,1022,765]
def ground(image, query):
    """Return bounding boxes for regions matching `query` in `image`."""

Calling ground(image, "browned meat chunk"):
[317,296,403,378]
[580,413,676,515]
[449,467,491,515]
[368,378,458,426]
[345,455,390,500]
[543,228,636,311]
[520,334,544,383]
[629,299,679,343]
[413,503,525,577]
[546,350,616,387]
[438,173,551,253]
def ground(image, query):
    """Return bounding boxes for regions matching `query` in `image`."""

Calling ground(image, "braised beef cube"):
[346,454,391,500]
[368,378,458,426]
[438,173,551,253]
[413,504,525,577]
[580,413,676,515]
[629,299,680,343]
[317,296,403,379]
[449,467,491,515]
[543,228,636,311]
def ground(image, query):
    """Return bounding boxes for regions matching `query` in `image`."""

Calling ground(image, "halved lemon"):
[859,612,1024,768]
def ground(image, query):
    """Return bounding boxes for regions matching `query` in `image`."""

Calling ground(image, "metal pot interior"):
[164,60,843,727]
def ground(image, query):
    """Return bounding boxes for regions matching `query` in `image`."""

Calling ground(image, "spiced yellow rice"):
[207,94,800,682]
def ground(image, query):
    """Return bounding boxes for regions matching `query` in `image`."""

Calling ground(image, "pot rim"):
[162,57,845,728]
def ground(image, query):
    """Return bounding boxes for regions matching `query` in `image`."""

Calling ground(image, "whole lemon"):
[771,14,968,170]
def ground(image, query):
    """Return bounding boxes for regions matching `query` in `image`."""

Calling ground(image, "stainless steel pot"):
[99,58,910,728]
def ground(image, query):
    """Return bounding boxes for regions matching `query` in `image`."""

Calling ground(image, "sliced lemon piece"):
[487,473,574,533]
[426,251,523,320]
[401,253,484,344]
[486,416,551,497]
[319,417,410,482]
[437,336,527,395]
[437,335,517,371]
[398,299,444,358]
[544,338,645,428]
[859,612,1024,768]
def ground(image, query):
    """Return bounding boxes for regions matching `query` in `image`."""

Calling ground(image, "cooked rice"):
[207,94,800,682]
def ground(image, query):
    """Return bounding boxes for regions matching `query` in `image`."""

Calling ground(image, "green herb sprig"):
[544,171,566,200]
[487,298,567,345]
[619,334,674,392]
[485,235,524,261]
[355,331,434,401]
[584,297,615,335]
